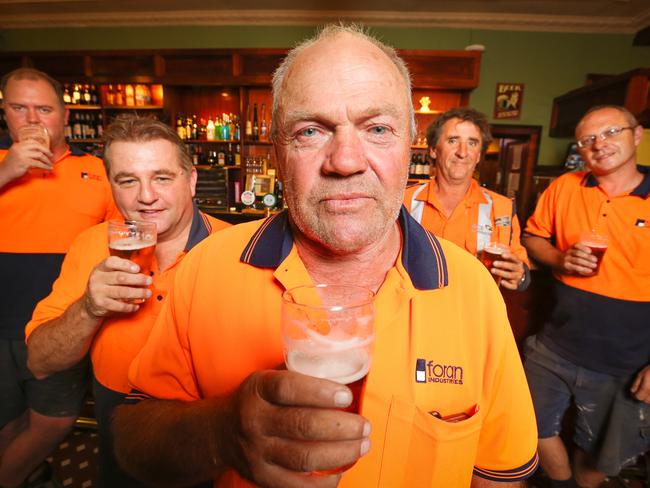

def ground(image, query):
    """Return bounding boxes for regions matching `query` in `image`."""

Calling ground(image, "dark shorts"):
[0,339,90,426]
[524,336,650,476]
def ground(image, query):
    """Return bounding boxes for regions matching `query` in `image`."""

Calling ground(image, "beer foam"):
[286,349,370,385]
[109,238,155,250]
[484,244,506,255]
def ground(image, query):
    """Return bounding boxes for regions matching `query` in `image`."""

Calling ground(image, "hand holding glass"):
[108,220,157,303]
[281,284,375,474]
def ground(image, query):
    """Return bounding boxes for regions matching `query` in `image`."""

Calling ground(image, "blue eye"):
[300,127,318,137]
[370,126,388,135]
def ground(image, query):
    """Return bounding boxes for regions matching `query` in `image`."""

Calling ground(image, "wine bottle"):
[252,103,259,142]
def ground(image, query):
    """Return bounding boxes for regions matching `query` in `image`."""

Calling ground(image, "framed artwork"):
[494,83,524,120]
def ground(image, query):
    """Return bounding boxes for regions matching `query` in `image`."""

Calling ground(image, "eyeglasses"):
[576,126,636,149]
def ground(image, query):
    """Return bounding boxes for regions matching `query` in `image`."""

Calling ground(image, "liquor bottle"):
[176,113,186,140]
[215,117,222,141]
[199,118,207,140]
[222,114,230,141]
[207,150,216,167]
[125,84,135,106]
[191,115,198,140]
[135,84,145,106]
[88,113,97,139]
[72,113,82,139]
[217,147,226,166]
[245,105,253,139]
[106,85,115,105]
[233,115,241,140]
[72,84,81,105]
[226,143,234,165]
[206,117,215,141]
[96,113,104,138]
[185,117,192,140]
[260,103,268,141]
[63,84,72,104]
[228,114,235,141]
[90,85,99,105]
[252,103,259,142]
[115,85,125,106]
[64,120,72,140]
[234,144,241,166]
[82,85,92,104]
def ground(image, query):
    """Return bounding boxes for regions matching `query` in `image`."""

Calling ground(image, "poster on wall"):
[494,83,524,120]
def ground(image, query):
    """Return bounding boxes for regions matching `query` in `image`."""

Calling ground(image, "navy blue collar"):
[240,206,448,290]
[0,134,87,157]
[184,205,212,252]
[583,165,650,198]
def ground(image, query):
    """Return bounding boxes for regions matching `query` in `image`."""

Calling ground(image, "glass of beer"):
[17,124,50,148]
[281,284,375,474]
[579,229,608,273]
[480,242,509,285]
[108,220,157,303]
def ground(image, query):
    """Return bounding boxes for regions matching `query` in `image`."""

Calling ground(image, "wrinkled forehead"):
[443,118,482,138]
[279,33,408,106]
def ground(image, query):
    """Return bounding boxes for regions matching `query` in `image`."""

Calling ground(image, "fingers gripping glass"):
[576,126,636,149]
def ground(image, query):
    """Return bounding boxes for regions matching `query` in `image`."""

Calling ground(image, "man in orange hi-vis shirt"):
[0,68,120,488]
[113,24,538,488]
[25,115,230,487]
[523,105,650,488]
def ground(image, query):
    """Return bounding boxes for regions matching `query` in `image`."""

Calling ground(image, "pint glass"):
[479,242,509,285]
[281,284,375,474]
[108,220,157,303]
[18,124,50,148]
[579,229,608,273]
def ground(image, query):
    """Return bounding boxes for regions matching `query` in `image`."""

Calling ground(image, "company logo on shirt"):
[81,171,102,182]
[415,358,464,385]
[635,218,647,227]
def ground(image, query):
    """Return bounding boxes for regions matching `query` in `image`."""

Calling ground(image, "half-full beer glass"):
[579,229,608,274]
[281,284,375,474]
[108,220,157,303]
[18,124,50,148]
[480,242,509,285]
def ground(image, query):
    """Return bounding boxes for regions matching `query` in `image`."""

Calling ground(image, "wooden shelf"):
[103,105,163,110]
[186,139,239,144]
[65,104,102,110]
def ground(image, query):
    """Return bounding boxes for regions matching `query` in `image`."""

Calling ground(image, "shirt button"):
[602,213,607,217]
[150,271,154,276]
[157,295,163,301]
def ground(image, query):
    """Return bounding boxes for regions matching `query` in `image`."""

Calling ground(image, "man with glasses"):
[522,105,650,488]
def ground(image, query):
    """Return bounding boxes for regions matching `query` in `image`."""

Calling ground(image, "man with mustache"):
[404,108,529,290]
[113,25,538,488]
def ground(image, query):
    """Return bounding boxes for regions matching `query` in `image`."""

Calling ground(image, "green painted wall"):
[1,25,647,164]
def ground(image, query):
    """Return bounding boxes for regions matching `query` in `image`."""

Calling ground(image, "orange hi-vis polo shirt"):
[524,167,650,376]
[25,207,230,395]
[0,137,120,340]
[404,178,529,265]
[128,207,538,487]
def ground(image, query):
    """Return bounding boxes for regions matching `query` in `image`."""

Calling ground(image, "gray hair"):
[271,23,416,142]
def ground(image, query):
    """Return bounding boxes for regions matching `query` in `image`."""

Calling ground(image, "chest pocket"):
[378,396,483,487]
